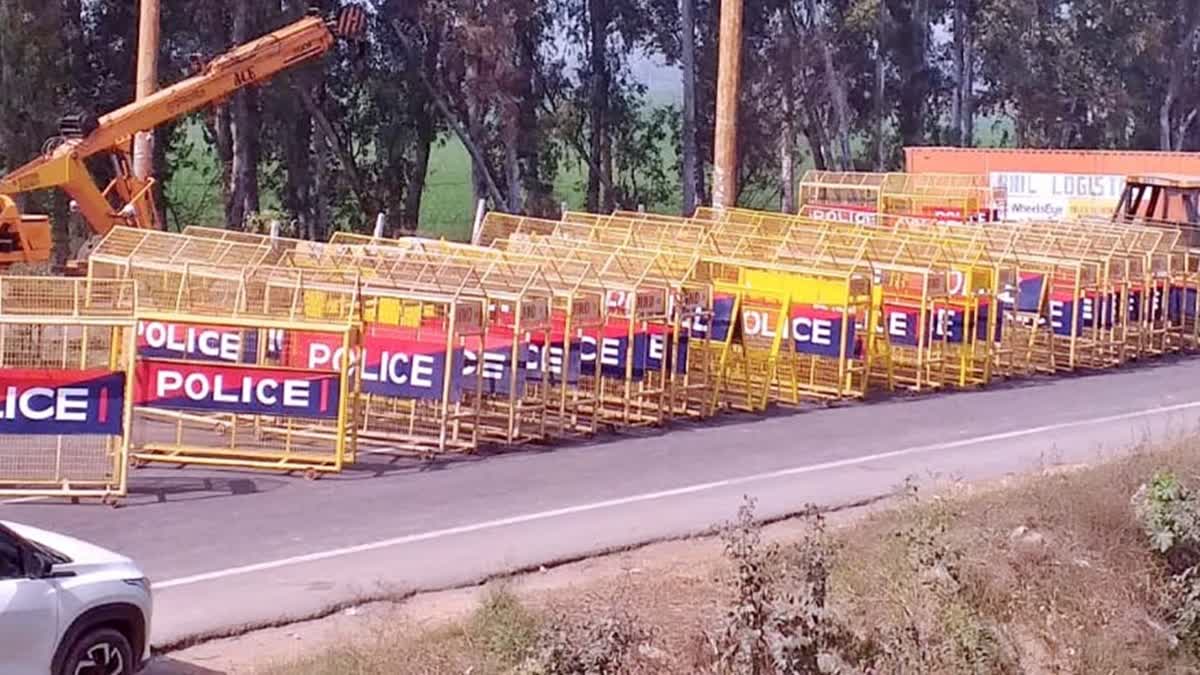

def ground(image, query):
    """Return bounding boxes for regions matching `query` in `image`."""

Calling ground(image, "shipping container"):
[904,147,1200,222]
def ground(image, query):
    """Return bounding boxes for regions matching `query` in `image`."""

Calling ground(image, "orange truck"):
[904,147,1200,224]
[902,145,1200,222]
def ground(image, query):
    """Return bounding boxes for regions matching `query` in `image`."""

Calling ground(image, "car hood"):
[3,521,132,567]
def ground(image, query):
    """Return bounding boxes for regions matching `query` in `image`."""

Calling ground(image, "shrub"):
[468,587,541,667]
[1134,471,1200,651]
[520,609,649,675]
[703,498,866,675]
[1132,471,1200,574]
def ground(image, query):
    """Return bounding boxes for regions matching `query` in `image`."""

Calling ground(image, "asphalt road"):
[5,357,1200,648]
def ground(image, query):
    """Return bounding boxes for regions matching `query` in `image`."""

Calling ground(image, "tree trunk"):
[962,5,975,147]
[391,20,508,212]
[228,0,259,230]
[312,113,330,238]
[504,111,522,213]
[680,0,700,216]
[894,0,931,147]
[875,0,888,169]
[403,108,435,232]
[811,0,851,170]
[950,0,964,145]
[586,0,609,213]
[1161,5,1200,150]
[282,103,314,238]
[778,8,797,212]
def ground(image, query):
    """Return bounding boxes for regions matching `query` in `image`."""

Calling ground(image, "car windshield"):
[25,537,71,565]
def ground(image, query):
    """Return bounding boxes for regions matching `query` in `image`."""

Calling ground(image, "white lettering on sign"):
[0,387,90,422]
[154,370,311,409]
[792,317,833,346]
[579,336,625,367]
[742,310,838,345]
[307,344,436,389]
[139,321,243,362]
[989,172,1125,222]
[802,206,877,226]
[888,312,909,338]
[464,349,521,380]
[649,334,666,362]
[1049,300,1066,330]
[526,344,567,375]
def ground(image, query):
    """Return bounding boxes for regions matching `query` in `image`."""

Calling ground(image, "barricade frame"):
[0,277,138,502]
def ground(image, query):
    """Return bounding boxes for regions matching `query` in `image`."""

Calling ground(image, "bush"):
[703,498,866,675]
[520,609,649,675]
[876,487,1014,674]
[1134,471,1200,651]
[1133,471,1200,574]
[468,587,541,667]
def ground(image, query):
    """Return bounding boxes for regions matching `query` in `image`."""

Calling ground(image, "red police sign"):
[0,369,125,436]
[135,360,340,419]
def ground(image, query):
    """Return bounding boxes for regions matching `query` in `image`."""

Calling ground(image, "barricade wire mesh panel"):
[0,277,135,500]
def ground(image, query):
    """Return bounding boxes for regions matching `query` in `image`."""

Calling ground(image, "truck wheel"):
[60,627,133,675]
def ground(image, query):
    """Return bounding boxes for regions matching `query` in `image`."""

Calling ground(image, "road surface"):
[4,357,1200,647]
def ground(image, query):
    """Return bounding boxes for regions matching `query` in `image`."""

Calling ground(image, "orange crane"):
[0,5,367,267]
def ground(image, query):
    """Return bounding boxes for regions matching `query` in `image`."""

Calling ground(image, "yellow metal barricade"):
[0,277,136,502]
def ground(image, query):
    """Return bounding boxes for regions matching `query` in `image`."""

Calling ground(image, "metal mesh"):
[0,277,134,500]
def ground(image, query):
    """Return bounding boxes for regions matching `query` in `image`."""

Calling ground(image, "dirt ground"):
[142,469,993,675]
[152,501,920,673]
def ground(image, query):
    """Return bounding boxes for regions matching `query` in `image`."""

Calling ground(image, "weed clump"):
[520,609,650,675]
[1134,471,1200,651]
[703,498,870,674]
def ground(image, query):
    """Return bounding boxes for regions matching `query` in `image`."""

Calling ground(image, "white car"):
[0,520,153,675]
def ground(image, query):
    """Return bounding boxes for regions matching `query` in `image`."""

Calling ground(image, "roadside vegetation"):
[261,442,1200,674]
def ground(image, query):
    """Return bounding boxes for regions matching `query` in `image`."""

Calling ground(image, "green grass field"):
[165,126,597,243]
[163,112,1017,242]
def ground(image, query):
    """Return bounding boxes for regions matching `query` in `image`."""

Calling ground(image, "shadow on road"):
[124,474,291,506]
[142,656,227,675]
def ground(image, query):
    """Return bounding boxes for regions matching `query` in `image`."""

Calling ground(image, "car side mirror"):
[21,547,52,579]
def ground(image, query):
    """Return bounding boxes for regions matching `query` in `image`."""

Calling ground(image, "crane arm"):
[76,14,336,158]
[0,6,365,236]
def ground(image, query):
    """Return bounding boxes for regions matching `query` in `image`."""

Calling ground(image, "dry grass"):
[260,441,1200,674]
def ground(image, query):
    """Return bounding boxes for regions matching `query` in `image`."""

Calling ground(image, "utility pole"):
[132,0,160,180]
[712,0,744,209]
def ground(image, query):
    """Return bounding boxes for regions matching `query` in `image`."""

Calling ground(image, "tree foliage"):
[1,0,1199,239]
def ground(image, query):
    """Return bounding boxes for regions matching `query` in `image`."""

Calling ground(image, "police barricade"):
[471,214,719,424]
[0,277,136,503]
[87,259,364,474]
[283,237,603,443]
[1035,217,1180,359]
[514,212,876,406]
[361,247,559,446]
[893,217,1132,370]
[142,257,492,458]
[134,229,496,455]
[394,240,618,435]
[699,207,1116,380]
[798,171,887,222]
[498,235,686,428]
[787,214,1004,385]
[561,211,880,402]
[88,226,275,276]
[882,216,1121,372]
[797,171,1005,223]
[656,209,963,392]
[878,173,1004,222]
[289,232,617,438]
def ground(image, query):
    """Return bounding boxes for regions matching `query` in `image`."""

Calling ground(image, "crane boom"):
[0,6,365,265]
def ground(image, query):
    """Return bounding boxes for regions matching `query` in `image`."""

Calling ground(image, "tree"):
[680,0,700,215]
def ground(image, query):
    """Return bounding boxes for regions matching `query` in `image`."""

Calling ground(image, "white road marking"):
[155,398,1200,590]
[2,496,47,505]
